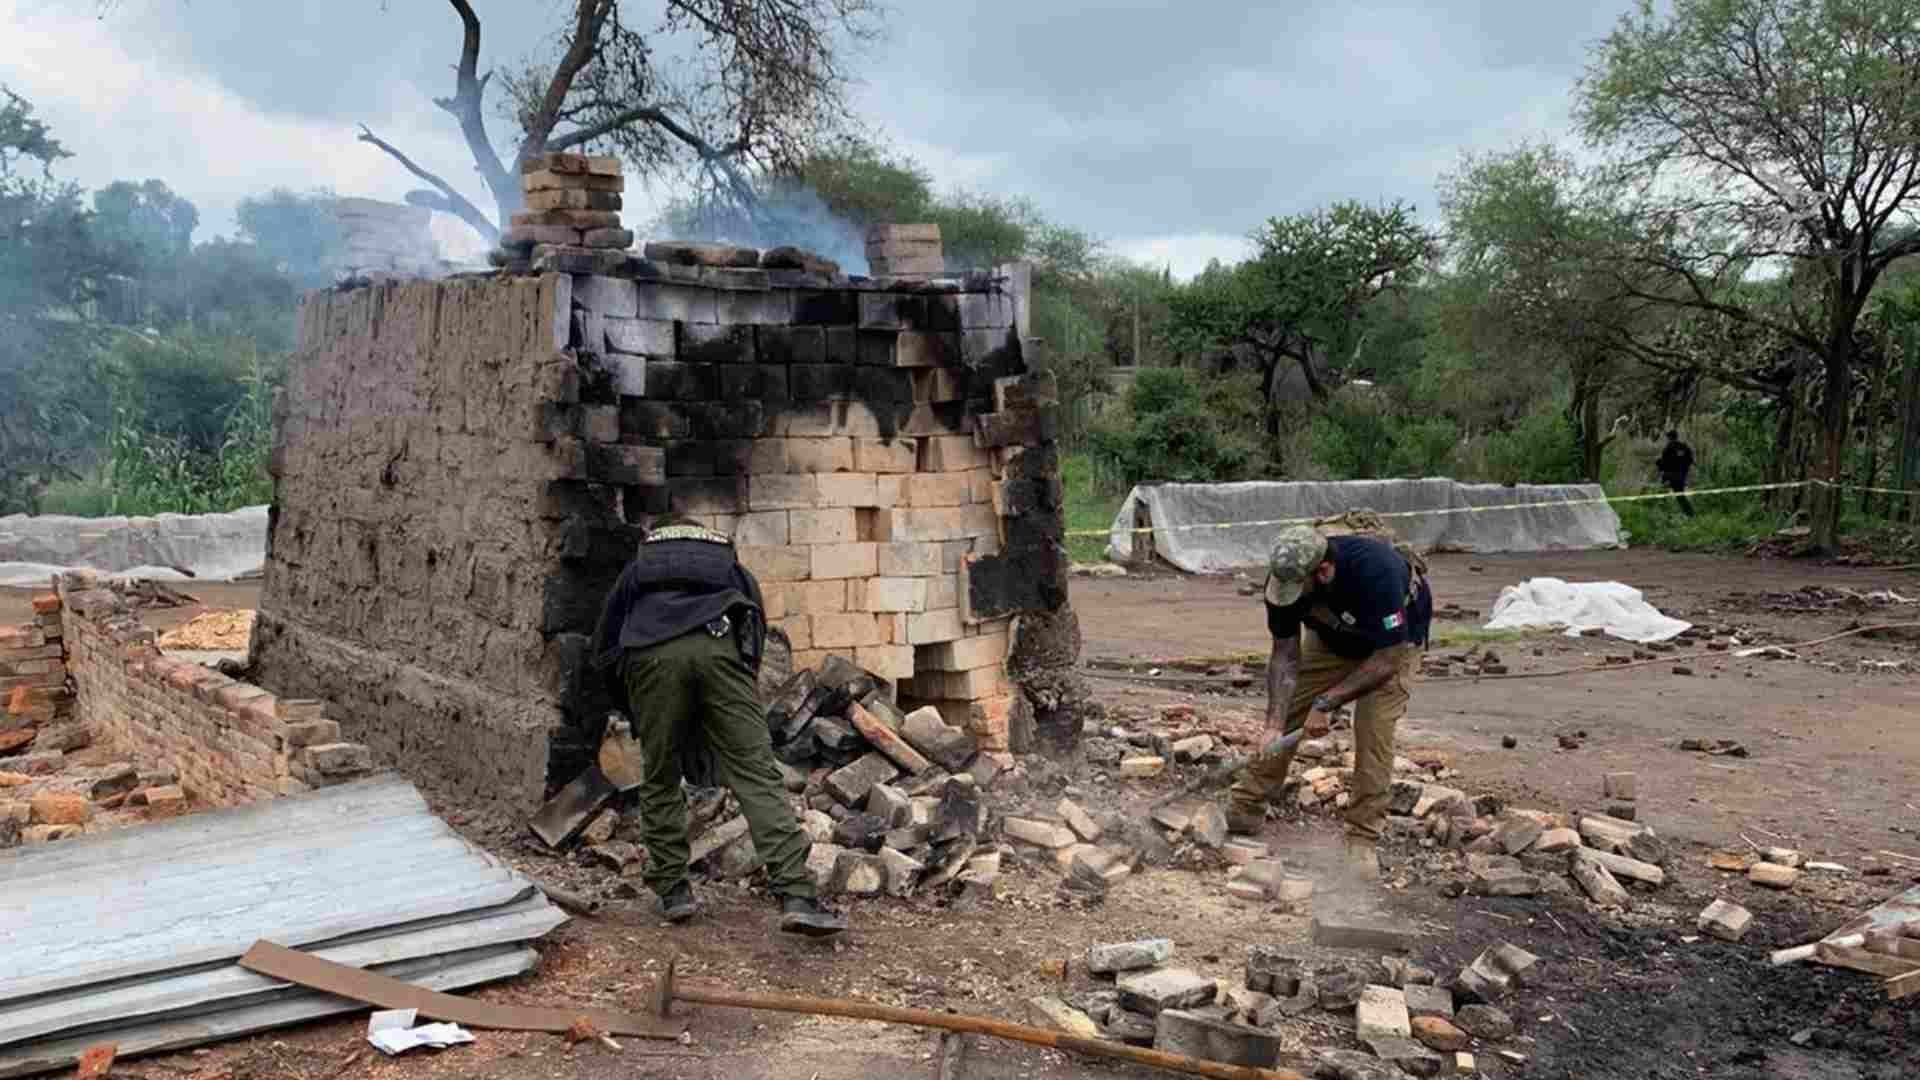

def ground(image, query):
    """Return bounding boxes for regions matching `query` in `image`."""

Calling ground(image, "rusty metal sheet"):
[239,941,684,1040]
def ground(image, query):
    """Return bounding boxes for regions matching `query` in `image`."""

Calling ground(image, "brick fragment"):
[29,793,91,826]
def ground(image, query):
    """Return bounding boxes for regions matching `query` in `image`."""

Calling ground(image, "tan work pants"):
[1228,627,1415,841]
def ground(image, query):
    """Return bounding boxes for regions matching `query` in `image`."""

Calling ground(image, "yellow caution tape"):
[1069,478,1903,539]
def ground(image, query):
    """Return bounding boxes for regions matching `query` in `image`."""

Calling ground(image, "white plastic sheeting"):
[1484,577,1690,643]
[1105,479,1621,573]
[0,505,268,587]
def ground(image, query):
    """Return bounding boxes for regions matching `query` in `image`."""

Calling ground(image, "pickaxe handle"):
[665,980,1308,1080]
[1149,728,1306,812]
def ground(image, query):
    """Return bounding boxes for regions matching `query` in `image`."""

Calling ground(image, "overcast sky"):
[2,0,1633,277]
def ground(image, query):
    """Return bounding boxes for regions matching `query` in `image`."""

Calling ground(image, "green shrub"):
[1390,417,1460,477]
[1616,500,1784,550]
[1087,368,1261,487]
[1481,409,1582,485]
[1309,396,1397,479]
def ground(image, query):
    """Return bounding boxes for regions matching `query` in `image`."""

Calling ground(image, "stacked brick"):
[2,594,71,745]
[554,266,1053,751]
[866,224,945,276]
[493,153,636,275]
[252,224,1067,814]
[54,577,373,807]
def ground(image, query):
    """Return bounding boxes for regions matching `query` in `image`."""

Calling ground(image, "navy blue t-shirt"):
[1265,535,1431,659]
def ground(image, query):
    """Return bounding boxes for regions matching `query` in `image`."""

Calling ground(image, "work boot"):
[1343,836,1381,882]
[778,895,847,937]
[1226,805,1265,836]
[657,881,699,924]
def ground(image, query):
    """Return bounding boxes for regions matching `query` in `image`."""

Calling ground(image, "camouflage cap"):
[1264,525,1329,607]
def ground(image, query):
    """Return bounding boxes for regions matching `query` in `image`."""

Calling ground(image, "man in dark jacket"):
[1227,525,1432,880]
[590,516,844,936]
[1657,430,1696,517]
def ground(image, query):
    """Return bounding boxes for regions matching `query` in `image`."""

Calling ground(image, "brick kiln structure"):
[250,225,1075,816]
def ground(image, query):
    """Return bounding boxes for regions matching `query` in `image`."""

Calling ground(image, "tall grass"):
[1062,452,1124,564]
[36,336,278,517]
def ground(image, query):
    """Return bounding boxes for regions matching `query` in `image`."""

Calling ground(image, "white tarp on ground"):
[1485,577,1691,643]
[1105,478,1622,573]
[0,505,269,587]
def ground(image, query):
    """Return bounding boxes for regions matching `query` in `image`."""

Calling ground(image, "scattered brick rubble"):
[2,584,377,851]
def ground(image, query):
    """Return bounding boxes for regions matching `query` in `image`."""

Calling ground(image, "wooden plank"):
[0,946,538,1078]
[1866,932,1920,961]
[0,897,565,1046]
[238,941,684,1040]
[1814,943,1920,978]
[1890,969,1920,1001]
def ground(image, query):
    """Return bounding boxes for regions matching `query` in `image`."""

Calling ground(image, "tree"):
[1438,143,1674,480]
[235,188,344,289]
[0,89,128,511]
[91,179,198,273]
[1579,0,1920,549]
[358,0,883,244]
[1168,201,1438,440]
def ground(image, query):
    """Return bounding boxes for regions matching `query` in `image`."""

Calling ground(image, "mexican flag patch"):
[1383,612,1404,630]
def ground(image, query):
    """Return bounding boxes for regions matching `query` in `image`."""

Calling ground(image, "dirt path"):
[12,550,1920,1079]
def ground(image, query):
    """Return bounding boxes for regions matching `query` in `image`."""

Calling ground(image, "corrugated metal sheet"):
[0,773,565,1075]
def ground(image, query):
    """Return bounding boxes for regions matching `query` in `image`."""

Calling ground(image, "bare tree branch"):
[355,125,498,243]
[431,0,515,218]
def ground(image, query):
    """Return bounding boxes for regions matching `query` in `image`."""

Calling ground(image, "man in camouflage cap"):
[1227,524,1432,879]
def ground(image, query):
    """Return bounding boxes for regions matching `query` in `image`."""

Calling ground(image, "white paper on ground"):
[1483,577,1691,643]
[366,1009,475,1056]
[367,1008,417,1034]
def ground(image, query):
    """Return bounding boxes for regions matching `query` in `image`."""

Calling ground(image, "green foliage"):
[1393,417,1461,477]
[100,331,262,456]
[1086,368,1261,487]
[1167,201,1439,436]
[1309,393,1461,479]
[0,88,128,513]
[92,334,279,516]
[1479,409,1583,485]
[1615,502,1785,551]
[1309,396,1397,479]
[91,179,198,276]
[1060,452,1124,564]
[235,187,342,288]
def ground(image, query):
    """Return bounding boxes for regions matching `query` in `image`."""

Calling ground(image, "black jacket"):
[1657,440,1694,481]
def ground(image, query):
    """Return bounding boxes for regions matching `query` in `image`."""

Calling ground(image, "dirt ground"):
[9,549,1920,1080]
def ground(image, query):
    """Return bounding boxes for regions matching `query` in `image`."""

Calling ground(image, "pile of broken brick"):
[1,753,190,850]
[613,656,1020,899]
[1024,928,1546,1076]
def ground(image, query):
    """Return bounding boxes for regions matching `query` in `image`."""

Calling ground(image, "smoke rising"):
[650,181,873,276]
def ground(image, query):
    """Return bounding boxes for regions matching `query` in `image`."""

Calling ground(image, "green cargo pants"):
[621,628,814,899]
[1228,627,1415,842]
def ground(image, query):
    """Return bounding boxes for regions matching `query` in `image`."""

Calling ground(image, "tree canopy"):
[1579,0,1920,546]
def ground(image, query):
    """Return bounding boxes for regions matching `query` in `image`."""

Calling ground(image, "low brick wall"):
[53,575,374,806]
[2,593,71,732]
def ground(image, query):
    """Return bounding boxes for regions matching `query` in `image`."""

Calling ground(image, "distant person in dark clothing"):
[1657,430,1696,517]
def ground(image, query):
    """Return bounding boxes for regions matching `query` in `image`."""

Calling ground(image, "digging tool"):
[1771,918,1920,966]
[528,717,644,849]
[1771,933,1866,966]
[643,956,1309,1080]
[1149,728,1306,812]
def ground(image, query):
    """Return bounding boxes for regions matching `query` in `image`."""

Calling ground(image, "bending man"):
[590,516,845,936]
[1226,525,1432,879]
